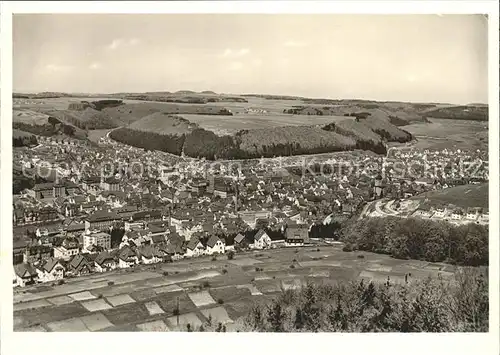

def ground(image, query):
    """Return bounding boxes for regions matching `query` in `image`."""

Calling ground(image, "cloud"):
[45,64,73,72]
[221,48,250,58]
[283,40,307,48]
[89,62,102,70]
[229,61,243,71]
[107,38,140,50]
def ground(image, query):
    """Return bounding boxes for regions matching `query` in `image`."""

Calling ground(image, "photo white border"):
[1,2,498,355]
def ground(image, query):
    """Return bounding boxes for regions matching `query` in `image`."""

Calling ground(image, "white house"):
[185,238,205,258]
[35,258,65,283]
[139,245,163,264]
[205,235,225,255]
[118,247,139,268]
[53,237,80,261]
[432,208,447,219]
[94,251,117,272]
[252,229,272,250]
[451,210,463,220]
[466,208,480,221]
[14,263,38,287]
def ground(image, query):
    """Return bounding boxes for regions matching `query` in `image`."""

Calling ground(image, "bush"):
[289,264,295,269]
[227,250,235,260]
[202,281,210,288]
[217,298,224,305]
[316,248,321,252]
[222,269,228,274]
[342,244,354,252]
[97,294,103,299]
[163,271,169,276]
[212,256,217,261]
[357,255,365,259]
[57,280,65,285]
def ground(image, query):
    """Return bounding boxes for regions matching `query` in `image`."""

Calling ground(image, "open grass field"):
[14,244,461,332]
[182,113,349,135]
[410,183,489,209]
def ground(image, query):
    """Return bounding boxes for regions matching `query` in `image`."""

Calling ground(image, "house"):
[29,182,66,200]
[83,231,111,252]
[35,257,65,283]
[85,210,120,232]
[466,207,481,221]
[412,209,433,219]
[161,244,184,261]
[451,209,463,221]
[205,235,225,255]
[54,236,80,261]
[100,177,120,192]
[253,229,272,250]
[285,224,309,246]
[81,176,101,192]
[432,207,448,219]
[185,237,205,258]
[94,251,117,272]
[118,247,139,268]
[68,254,93,276]
[14,263,38,287]
[23,244,52,264]
[138,245,163,264]
[233,233,246,249]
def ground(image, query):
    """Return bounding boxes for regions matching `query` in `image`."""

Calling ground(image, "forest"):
[340,217,488,266]
[241,268,488,332]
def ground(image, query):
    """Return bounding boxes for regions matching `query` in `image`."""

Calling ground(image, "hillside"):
[46,108,120,130]
[424,105,488,121]
[361,116,413,142]
[13,129,38,147]
[128,113,198,134]
[410,183,488,209]
[283,104,427,126]
[237,126,357,157]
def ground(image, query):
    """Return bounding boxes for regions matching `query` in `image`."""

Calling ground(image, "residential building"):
[253,229,272,249]
[205,235,225,255]
[53,236,80,261]
[68,254,93,276]
[94,251,117,272]
[85,210,120,232]
[118,247,139,268]
[185,238,205,257]
[83,231,111,252]
[14,263,38,287]
[35,258,65,283]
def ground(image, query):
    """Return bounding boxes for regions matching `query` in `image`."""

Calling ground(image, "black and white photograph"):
[1,1,498,351]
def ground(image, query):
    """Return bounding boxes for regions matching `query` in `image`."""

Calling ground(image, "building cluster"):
[12,132,489,287]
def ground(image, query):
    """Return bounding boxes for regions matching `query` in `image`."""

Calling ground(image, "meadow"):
[182,113,350,135]
[14,244,462,332]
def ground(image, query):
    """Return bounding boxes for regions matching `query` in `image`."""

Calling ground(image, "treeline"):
[425,106,488,121]
[13,119,85,139]
[109,127,185,155]
[13,133,37,147]
[341,217,488,266]
[110,120,409,160]
[243,269,488,332]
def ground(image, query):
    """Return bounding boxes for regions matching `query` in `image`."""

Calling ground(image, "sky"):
[13,14,488,104]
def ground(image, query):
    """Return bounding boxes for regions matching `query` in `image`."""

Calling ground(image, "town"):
[12,131,489,288]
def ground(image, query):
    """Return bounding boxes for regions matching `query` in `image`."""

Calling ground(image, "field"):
[403,118,488,151]
[13,109,51,125]
[13,245,458,332]
[182,113,350,135]
[410,183,489,209]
